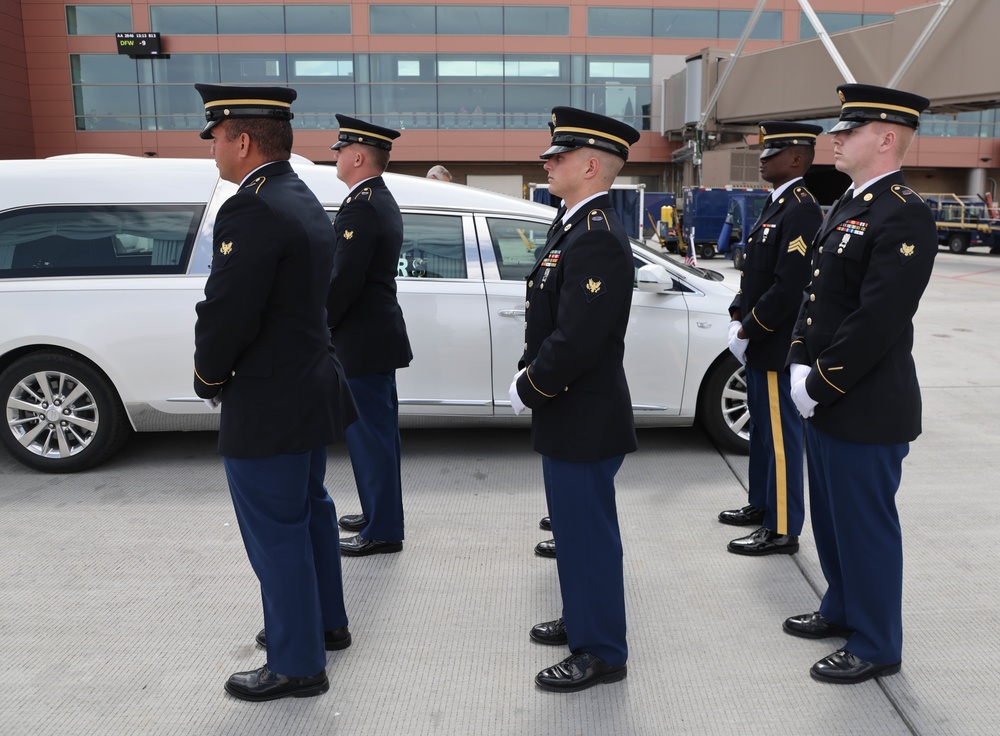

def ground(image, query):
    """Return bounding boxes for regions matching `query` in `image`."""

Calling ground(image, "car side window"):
[485,217,548,281]
[399,213,467,279]
[0,205,203,278]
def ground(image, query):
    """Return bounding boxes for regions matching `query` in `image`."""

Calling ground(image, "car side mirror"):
[637,264,683,294]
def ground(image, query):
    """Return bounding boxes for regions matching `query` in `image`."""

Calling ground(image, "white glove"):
[789,363,811,387]
[727,321,748,366]
[203,396,220,410]
[509,368,527,415]
[790,379,818,418]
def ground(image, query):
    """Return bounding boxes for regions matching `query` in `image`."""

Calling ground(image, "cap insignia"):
[838,90,846,103]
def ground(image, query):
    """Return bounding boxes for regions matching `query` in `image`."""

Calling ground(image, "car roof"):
[0,154,556,219]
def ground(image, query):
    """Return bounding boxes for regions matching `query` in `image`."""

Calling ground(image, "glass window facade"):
[150,5,351,35]
[590,8,783,39]
[799,13,894,40]
[67,5,133,35]
[370,5,569,35]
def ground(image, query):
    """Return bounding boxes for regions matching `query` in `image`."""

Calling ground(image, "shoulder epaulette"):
[586,209,611,231]
[792,185,817,203]
[890,184,924,202]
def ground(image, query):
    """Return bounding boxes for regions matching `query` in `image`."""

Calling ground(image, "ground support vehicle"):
[680,187,769,266]
[0,155,749,472]
[923,193,1000,254]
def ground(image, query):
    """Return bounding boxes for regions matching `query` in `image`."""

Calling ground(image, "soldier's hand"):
[203,396,221,410]
[509,369,527,415]
[727,321,748,366]
[790,363,811,386]
[790,378,817,418]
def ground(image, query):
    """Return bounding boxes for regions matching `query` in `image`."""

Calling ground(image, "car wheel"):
[700,243,716,259]
[697,354,750,454]
[0,352,131,473]
[948,234,969,254]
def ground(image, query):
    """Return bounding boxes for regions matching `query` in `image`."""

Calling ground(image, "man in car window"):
[192,84,358,701]
[509,107,639,693]
[720,122,823,557]
[784,84,936,684]
[328,115,413,557]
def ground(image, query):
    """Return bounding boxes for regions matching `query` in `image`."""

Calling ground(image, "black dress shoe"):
[340,534,402,556]
[727,526,799,556]
[224,665,329,701]
[539,516,551,531]
[810,649,901,684]
[718,504,765,526]
[535,652,627,693]
[783,612,854,639]
[338,514,366,532]
[529,618,568,645]
[534,538,556,558]
[255,626,352,651]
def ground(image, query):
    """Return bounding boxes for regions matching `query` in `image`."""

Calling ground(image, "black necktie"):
[829,189,853,217]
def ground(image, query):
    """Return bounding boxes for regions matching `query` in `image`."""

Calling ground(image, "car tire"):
[697,354,750,454]
[0,352,131,473]
[948,233,969,254]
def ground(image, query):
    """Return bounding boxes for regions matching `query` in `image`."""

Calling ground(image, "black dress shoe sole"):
[810,661,900,684]
[340,542,403,557]
[529,632,568,646]
[782,621,854,640]
[224,678,330,701]
[718,513,765,526]
[727,543,799,556]
[535,666,627,693]
[255,631,352,651]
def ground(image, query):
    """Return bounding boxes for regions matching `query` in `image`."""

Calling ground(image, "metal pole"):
[798,0,856,83]
[888,0,954,89]
[697,0,768,132]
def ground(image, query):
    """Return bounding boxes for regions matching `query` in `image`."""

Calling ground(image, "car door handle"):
[498,309,526,318]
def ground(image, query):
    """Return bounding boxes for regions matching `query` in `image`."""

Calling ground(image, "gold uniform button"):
[819,247,824,253]
[814,269,820,277]
[523,343,528,350]
[525,300,530,308]
[528,280,533,287]
[809,293,816,302]
[806,317,813,326]
[837,248,844,254]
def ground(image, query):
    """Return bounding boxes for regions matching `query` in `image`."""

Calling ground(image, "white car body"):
[0,155,747,471]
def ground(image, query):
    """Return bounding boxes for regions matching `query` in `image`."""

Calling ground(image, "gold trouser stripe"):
[767,371,788,535]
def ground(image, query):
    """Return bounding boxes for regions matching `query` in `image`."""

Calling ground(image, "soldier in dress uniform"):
[509,106,640,693]
[326,115,413,557]
[720,122,823,556]
[192,83,358,701]
[783,83,936,684]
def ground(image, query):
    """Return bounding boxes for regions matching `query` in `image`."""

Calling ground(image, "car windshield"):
[631,238,718,280]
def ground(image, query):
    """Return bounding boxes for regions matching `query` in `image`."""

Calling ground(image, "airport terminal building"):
[1,0,998,200]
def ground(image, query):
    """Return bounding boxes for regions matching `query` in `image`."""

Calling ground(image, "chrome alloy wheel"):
[722,366,750,445]
[5,369,100,460]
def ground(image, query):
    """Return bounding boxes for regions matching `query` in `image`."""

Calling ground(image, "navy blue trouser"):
[345,371,404,542]
[543,454,627,667]
[224,447,348,677]
[805,423,908,664]
[746,366,805,535]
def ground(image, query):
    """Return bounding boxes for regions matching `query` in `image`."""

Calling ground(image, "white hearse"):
[0,154,747,472]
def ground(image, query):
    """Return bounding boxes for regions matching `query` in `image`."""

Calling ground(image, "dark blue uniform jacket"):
[194,160,357,457]
[787,171,937,443]
[516,195,638,462]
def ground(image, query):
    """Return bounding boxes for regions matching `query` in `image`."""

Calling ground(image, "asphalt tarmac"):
[1,250,997,735]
